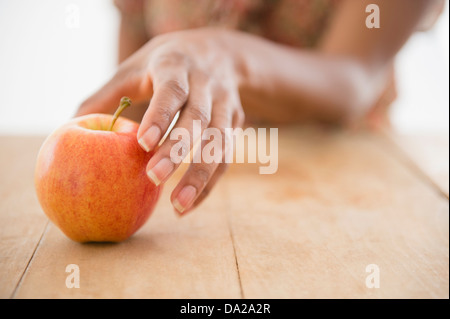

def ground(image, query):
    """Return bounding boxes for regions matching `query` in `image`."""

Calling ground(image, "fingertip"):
[171,185,197,215]
[137,125,162,152]
[173,198,186,215]
[138,137,151,152]
[173,202,195,217]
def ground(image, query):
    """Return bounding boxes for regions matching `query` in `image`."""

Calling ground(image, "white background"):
[0,0,448,135]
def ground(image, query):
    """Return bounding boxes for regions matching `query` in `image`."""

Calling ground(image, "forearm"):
[228,31,387,125]
[118,15,149,64]
[226,0,436,125]
[117,12,149,121]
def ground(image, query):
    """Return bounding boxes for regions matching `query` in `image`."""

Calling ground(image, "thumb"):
[75,72,153,117]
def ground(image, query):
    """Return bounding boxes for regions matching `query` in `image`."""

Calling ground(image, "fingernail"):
[146,158,174,186]
[138,125,161,152]
[173,185,197,214]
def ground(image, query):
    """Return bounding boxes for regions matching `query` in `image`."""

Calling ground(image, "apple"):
[34,97,161,242]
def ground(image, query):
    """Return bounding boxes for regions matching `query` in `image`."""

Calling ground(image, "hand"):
[77,28,245,214]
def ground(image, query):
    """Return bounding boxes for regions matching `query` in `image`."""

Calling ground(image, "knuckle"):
[214,85,230,101]
[192,166,211,184]
[215,87,241,112]
[155,106,173,124]
[164,79,189,101]
[186,107,211,127]
[156,51,187,68]
[215,110,233,125]
[192,69,211,86]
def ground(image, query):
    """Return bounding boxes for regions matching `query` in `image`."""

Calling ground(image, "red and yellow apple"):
[34,97,161,242]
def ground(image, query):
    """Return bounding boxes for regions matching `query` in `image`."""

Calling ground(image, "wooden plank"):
[13,162,241,298]
[226,127,448,298]
[3,128,448,299]
[384,131,449,198]
[0,136,48,299]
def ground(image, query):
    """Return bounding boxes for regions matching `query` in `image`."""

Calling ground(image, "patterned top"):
[116,0,339,48]
[115,0,396,128]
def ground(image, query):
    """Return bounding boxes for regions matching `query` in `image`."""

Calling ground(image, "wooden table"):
[0,127,448,299]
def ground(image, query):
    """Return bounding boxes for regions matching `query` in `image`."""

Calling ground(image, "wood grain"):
[13,165,241,298]
[225,128,448,298]
[0,136,48,298]
[1,128,448,299]
[384,131,449,198]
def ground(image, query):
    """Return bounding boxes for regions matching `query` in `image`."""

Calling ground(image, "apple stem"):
[108,97,132,131]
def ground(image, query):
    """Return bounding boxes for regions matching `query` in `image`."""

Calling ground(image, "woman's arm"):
[77,0,440,213]
[114,0,151,121]
[234,0,440,125]
[115,0,149,63]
